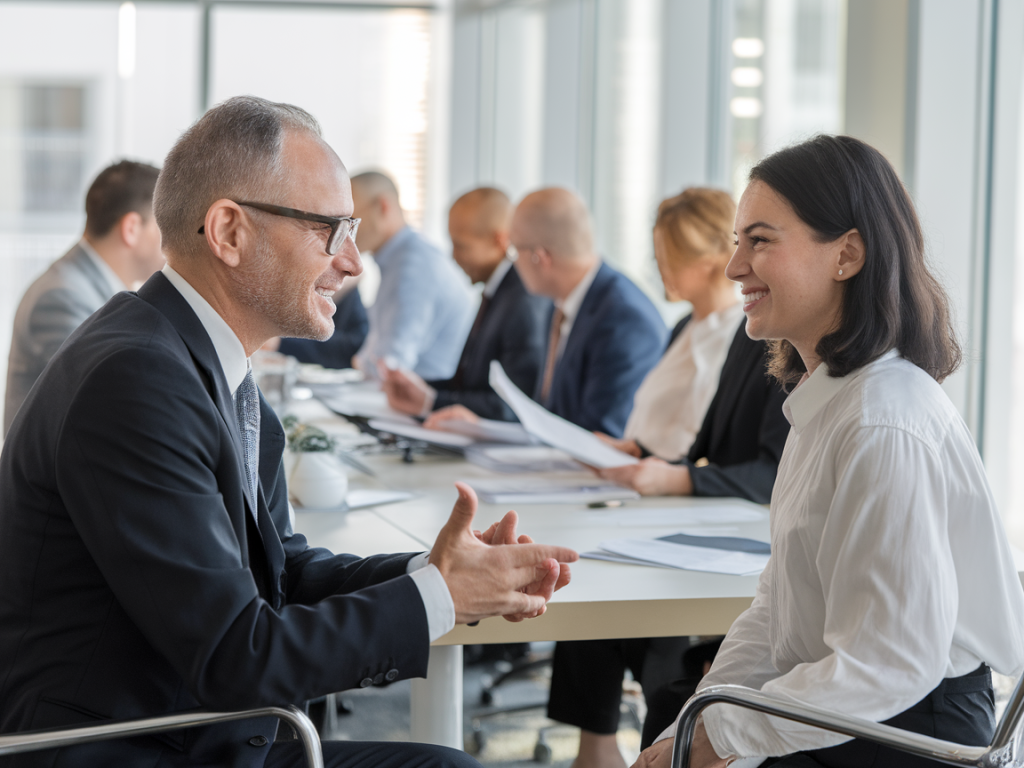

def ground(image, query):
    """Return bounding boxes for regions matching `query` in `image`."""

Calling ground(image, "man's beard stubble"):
[233,229,334,342]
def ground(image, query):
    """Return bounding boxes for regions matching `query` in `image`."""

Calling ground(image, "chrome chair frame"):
[0,705,324,768]
[672,678,1024,768]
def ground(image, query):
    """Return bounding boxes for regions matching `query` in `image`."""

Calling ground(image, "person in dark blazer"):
[4,160,164,435]
[546,188,790,768]
[274,286,369,368]
[0,96,578,768]
[382,187,550,421]
[431,187,665,437]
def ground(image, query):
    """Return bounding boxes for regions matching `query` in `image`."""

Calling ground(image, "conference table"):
[290,396,769,750]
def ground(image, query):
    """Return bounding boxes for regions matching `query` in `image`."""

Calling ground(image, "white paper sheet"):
[435,418,537,445]
[367,419,475,447]
[315,383,417,424]
[344,489,415,510]
[465,477,640,505]
[292,489,414,512]
[596,537,770,575]
[589,505,767,527]
[464,445,583,473]
[488,361,638,468]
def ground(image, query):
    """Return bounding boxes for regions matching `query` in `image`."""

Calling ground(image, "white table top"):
[293,437,767,646]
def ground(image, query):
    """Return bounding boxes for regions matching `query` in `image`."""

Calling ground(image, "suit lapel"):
[550,263,611,401]
[137,273,259,522]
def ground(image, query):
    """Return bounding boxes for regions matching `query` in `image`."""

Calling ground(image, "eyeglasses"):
[197,201,360,256]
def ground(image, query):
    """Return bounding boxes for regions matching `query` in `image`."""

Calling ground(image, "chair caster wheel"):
[533,739,553,763]
[472,727,487,754]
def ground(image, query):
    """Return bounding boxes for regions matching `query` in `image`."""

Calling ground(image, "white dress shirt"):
[80,238,129,294]
[624,303,743,461]
[662,350,1024,761]
[161,265,455,641]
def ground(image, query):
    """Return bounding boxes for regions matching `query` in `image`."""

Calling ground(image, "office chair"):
[670,677,1024,768]
[0,705,324,768]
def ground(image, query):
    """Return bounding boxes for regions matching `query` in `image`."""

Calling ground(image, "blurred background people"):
[351,170,473,380]
[546,188,789,768]
[382,187,550,420]
[4,160,163,435]
[429,187,665,437]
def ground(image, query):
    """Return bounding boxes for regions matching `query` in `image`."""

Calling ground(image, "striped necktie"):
[235,368,261,508]
[539,307,564,405]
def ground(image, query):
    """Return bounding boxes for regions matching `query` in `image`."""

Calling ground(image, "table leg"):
[410,645,464,749]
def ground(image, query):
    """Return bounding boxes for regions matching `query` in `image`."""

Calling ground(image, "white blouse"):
[624,302,743,461]
[664,350,1024,761]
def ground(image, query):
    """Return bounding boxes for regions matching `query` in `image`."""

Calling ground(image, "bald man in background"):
[351,171,473,379]
[431,187,666,437]
[382,188,550,421]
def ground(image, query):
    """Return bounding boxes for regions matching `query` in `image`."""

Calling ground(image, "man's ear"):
[119,211,143,247]
[836,229,865,280]
[203,199,248,268]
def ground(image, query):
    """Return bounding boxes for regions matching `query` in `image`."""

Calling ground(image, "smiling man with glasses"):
[0,95,578,768]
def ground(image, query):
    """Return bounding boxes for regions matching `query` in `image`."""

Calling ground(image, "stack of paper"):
[489,361,638,469]
[434,417,537,445]
[466,477,640,505]
[584,532,771,576]
[464,444,582,473]
[367,419,475,448]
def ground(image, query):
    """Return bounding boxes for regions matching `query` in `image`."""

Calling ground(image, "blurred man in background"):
[4,159,163,434]
[430,187,666,437]
[351,170,473,380]
[382,187,550,420]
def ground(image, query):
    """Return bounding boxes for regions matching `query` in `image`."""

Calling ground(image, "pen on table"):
[587,500,624,509]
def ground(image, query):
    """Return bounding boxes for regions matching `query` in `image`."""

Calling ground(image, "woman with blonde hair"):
[549,189,790,768]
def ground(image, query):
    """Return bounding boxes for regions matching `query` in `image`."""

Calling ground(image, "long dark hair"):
[750,135,961,384]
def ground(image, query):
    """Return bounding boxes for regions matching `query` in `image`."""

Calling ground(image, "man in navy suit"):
[0,96,577,768]
[508,188,666,436]
[381,187,550,421]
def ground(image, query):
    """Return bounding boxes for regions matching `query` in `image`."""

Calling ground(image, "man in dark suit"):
[0,96,576,768]
[511,188,666,436]
[381,187,550,421]
[4,160,164,434]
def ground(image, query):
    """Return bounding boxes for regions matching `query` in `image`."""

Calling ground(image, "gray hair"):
[154,95,322,259]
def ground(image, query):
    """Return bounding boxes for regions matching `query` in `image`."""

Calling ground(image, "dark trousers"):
[647,664,994,768]
[266,740,481,768]
[547,637,691,735]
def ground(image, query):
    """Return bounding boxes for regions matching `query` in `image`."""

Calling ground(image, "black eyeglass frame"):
[197,201,360,255]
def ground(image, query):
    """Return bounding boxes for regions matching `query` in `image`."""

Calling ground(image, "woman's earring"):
[838,269,844,276]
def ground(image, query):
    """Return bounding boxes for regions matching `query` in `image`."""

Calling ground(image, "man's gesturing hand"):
[430,483,578,625]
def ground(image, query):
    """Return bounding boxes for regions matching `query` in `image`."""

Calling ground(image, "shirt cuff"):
[406,558,456,642]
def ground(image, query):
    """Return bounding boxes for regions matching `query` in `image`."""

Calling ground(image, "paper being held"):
[488,361,638,469]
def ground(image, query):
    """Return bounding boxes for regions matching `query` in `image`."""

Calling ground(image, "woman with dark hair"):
[632,135,1024,768]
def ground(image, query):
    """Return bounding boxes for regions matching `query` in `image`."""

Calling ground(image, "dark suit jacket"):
[672,320,790,503]
[0,273,429,767]
[429,265,550,421]
[540,262,666,437]
[278,287,368,369]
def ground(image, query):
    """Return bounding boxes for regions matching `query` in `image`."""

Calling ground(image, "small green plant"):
[282,415,337,453]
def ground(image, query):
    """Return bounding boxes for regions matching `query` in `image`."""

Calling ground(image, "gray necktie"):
[235,368,261,508]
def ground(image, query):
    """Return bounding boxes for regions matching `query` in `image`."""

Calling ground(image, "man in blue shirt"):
[351,171,473,380]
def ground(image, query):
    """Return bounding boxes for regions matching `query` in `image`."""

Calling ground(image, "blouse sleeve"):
[701,424,960,759]
[654,555,780,744]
